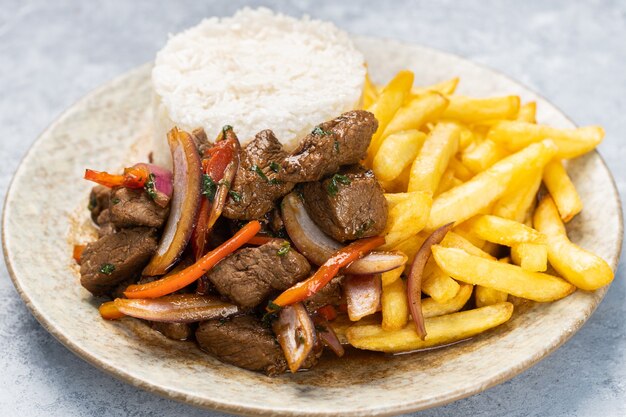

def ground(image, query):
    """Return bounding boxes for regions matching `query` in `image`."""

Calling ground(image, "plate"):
[3,36,623,416]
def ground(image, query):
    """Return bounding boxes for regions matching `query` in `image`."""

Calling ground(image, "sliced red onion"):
[281,192,406,274]
[134,163,173,208]
[313,315,345,357]
[272,302,316,373]
[113,294,239,323]
[407,223,454,340]
[344,274,382,321]
[143,128,202,276]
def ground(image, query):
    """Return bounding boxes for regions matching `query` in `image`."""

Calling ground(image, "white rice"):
[151,7,365,166]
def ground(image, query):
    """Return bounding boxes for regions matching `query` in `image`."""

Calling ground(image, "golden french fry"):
[422,283,473,318]
[381,266,404,286]
[422,258,461,303]
[486,121,604,159]
[382,192,432,249]
[433,168,457,197]
[448,156,473,181]
[533,196,614,290]
[492,169,542,223]
[426,140,557,230]
[346,302,514,353]
[373,130,426,182]
[511,242,548,272]
[362,72,379,109]
[432,246,576,302]
[382,92,449,138]
[392,233,428,265]
[440,231,494,259]
[461,139,508,174]
[366,70,414,164]
[457,124,476,150]
[412,77,460,96]
[462,214,546,246]
[382,278,409,331]
[442,95,520,123]
[476,285,508,307]
[408,122,460,194]
[542,160,583,222]
[516,101,537,123]
[330,315,378,345]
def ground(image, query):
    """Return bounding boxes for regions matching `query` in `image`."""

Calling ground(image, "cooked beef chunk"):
[109,187,169,228]
[153,322,193,341]
[304,276,344,312]
[223,130,295,220]
[269,207,285,236]
[191,127,211,155]
[80,228,158,296]
[207,240,311,308]
[88,186,111,222]
[280,111,378,183]
[302,165,388,242]
[196,315,287,375]
[97,221,117,237]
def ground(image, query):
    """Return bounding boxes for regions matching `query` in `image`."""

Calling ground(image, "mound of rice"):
[152,7,365,166]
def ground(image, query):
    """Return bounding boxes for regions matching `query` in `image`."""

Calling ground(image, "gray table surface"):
[1,0,625,416]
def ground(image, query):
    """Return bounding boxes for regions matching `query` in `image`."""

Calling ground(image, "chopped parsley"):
[144,173,158,200]
[312,126,332,136]
[333,139,340,153]
[202,174,217,201]
[262,300,283,326]
[277,241,291,256]
[111,197,121,205]
[222,124,233,133]
[269,162,281,173]
[251,165,269,182]
[228,190,242,202]
[355,219,375,238]
[326,173,351,196]
[269,178,282,186]
[88,194,97,211]
[99,263,116,275]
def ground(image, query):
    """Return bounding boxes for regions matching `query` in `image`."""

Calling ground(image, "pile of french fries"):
[337,70,614,353]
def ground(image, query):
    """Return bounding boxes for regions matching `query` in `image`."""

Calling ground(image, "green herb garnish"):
[228,190,242,202]
[269,178,282,186]
[262,300,283,326]
[202,174,217,201]
[312,126,331,136]
[251,165,268,181]
[355,219,375,238]
[277,241,291,256]
[326,173,352,196]
[111,197,121,205]
[269,162,281,173]
[222,125,233,133]
[88,194,97,211]
[333,139,340,153]
[99,263,115,275]
[144,173,158,200]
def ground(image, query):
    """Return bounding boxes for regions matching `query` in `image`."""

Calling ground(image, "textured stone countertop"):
[1,1,624,416]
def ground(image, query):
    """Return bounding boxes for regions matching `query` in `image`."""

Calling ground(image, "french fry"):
[448,156,473,181]
[422,283,473,318]
[412,77,459,96]
[381,266,404,286]
[486,121,605,159]
[382,92,449,138]
[475,258,509,307]
[366,70,414,164]
[516,101,537,123]
[433,168,457,197]
[461,139,508,174]
[511,242,548,272]
[462,214,546,246]
[362,72,379,109]
[373,130,426,182]
[442,95,520,123]
[492,169,542,223]
[422,258,461,303]
[457,124,476,150]
[408,122,460,194]
[381,278,409,331]
[440,231,495,259]
[542,160,583,222]
[330,315,378,345]
[426,140,557,230]
[392,233,428,265]
[346,302,514,353]
[432,246,576,302]
[382,192,432,249]
[533,196,614,290]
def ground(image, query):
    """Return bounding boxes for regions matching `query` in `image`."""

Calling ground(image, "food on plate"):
[73,8,613,376]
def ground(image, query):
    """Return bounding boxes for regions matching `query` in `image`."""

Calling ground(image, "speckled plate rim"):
[2,36,623,417]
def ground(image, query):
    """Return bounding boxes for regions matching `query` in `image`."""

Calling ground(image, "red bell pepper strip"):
[84,165,150,189]
[99,301,125,320]
[73,245,85,263]
[124,220,261,299]
[272,236,385,308]
[316,304,338,321]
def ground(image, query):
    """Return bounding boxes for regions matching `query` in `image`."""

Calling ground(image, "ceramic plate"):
[3,36,623,416]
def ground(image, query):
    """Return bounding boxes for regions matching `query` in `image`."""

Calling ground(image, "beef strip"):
[223,130,295,220]
[302,165,388,242]
[80,227,158,296]
[152,322,193,341]
[109,187,169,228]
[207,240,311,308]
[196,315,287,375]
[191,127,211,156]
[280,110,378,183]
[88,186,111,222]
[304,275,344,312]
